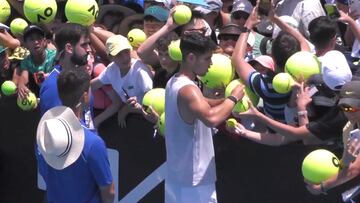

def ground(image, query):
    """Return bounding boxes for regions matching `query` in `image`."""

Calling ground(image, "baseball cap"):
[307,74,338,107]
[321,50,352,91]
[194,0,223,15]
[23,25,45,41]
[249,55,275,72]
[144,6,169,22]
[106,35,133,56]
[231,0,253,15]
[177,0,208,7]
[339,81,360,107]
[272,15,299,39]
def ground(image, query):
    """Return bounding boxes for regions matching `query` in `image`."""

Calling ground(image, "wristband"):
[227,95,238,104]
[242,27,251,33]
[297,110,308,116]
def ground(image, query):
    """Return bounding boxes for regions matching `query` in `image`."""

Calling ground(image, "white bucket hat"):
[36,106,84,170]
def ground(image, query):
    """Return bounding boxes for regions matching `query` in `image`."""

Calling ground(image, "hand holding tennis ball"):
[226,118,238,128]
[173,5,192,25]
[17,92,38,111]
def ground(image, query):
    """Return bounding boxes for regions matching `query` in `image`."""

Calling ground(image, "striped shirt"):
[248,71,291,122]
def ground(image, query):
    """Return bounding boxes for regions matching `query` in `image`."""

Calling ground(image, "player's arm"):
[179,84,244,127]
[205,97,225,107]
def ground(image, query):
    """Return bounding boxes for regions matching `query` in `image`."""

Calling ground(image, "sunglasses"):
[232,11,250,20]
[219,35,239,41]
[340,105,360,113]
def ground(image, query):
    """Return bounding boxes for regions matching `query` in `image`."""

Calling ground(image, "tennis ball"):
[200,54,235,88]
[10,18,28,35]
[127,28,147,48]
[142,88,166,115]
[272,72,295,94]
[17,92,37,111]
[173,5,192,25]
[23,0,57,24]
[226,118,238,128]
[65,0,99,26]
[302,149,340,184]
[225,79,259,106]
[285,51,320,81]
[1,81,16,96]
[233,97,250,113]
[168,39,182,61]
[0,0,11,23]
[157,113,165,137]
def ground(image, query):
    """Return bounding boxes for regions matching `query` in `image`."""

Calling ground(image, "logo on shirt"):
[345,91,355,95]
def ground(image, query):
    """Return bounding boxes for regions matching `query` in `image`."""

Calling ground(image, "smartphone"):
[0,23,9,31]
[33,72,45,85]
[122,87,130,100]
[307,86,319,97]
[324,4,341,19]
[350,129,360,140]
[258,0,271,16]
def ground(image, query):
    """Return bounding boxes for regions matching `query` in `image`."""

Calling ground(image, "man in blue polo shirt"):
[36,67,114,203]
[39,23,91,116]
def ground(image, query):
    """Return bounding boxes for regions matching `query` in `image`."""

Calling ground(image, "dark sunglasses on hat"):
[340,105,360,113]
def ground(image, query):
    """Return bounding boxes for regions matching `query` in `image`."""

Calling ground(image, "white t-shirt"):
[98,59,153,103]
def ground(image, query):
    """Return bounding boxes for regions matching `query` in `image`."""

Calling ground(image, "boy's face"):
[24,32,46,55]
[219,34,238,56]
[144,19,164,37]
[113,49,131,69]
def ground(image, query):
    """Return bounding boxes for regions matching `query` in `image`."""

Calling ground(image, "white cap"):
[321,50,352,90]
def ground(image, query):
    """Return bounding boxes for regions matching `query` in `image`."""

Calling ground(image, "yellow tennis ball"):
[272,72,295,94]
[226,118,238,128]
[0,0,11,23]
[233,97,250,113]
[10,18,28,35]
[142,88,166,115]
[168,39,182,61]
[173,5,192,25]
[302,149,340,184]
[23,0,57,24]
[225,79,259,106]
[65,0,99,26]
[17,92,38,111]
[200,54,235,88]
[285,51,320,81]
[127,28,147,48]
[1,80,17,96]
[157,113,165,137]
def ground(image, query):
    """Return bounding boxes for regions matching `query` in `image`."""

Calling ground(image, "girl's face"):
[157,50,178,71]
